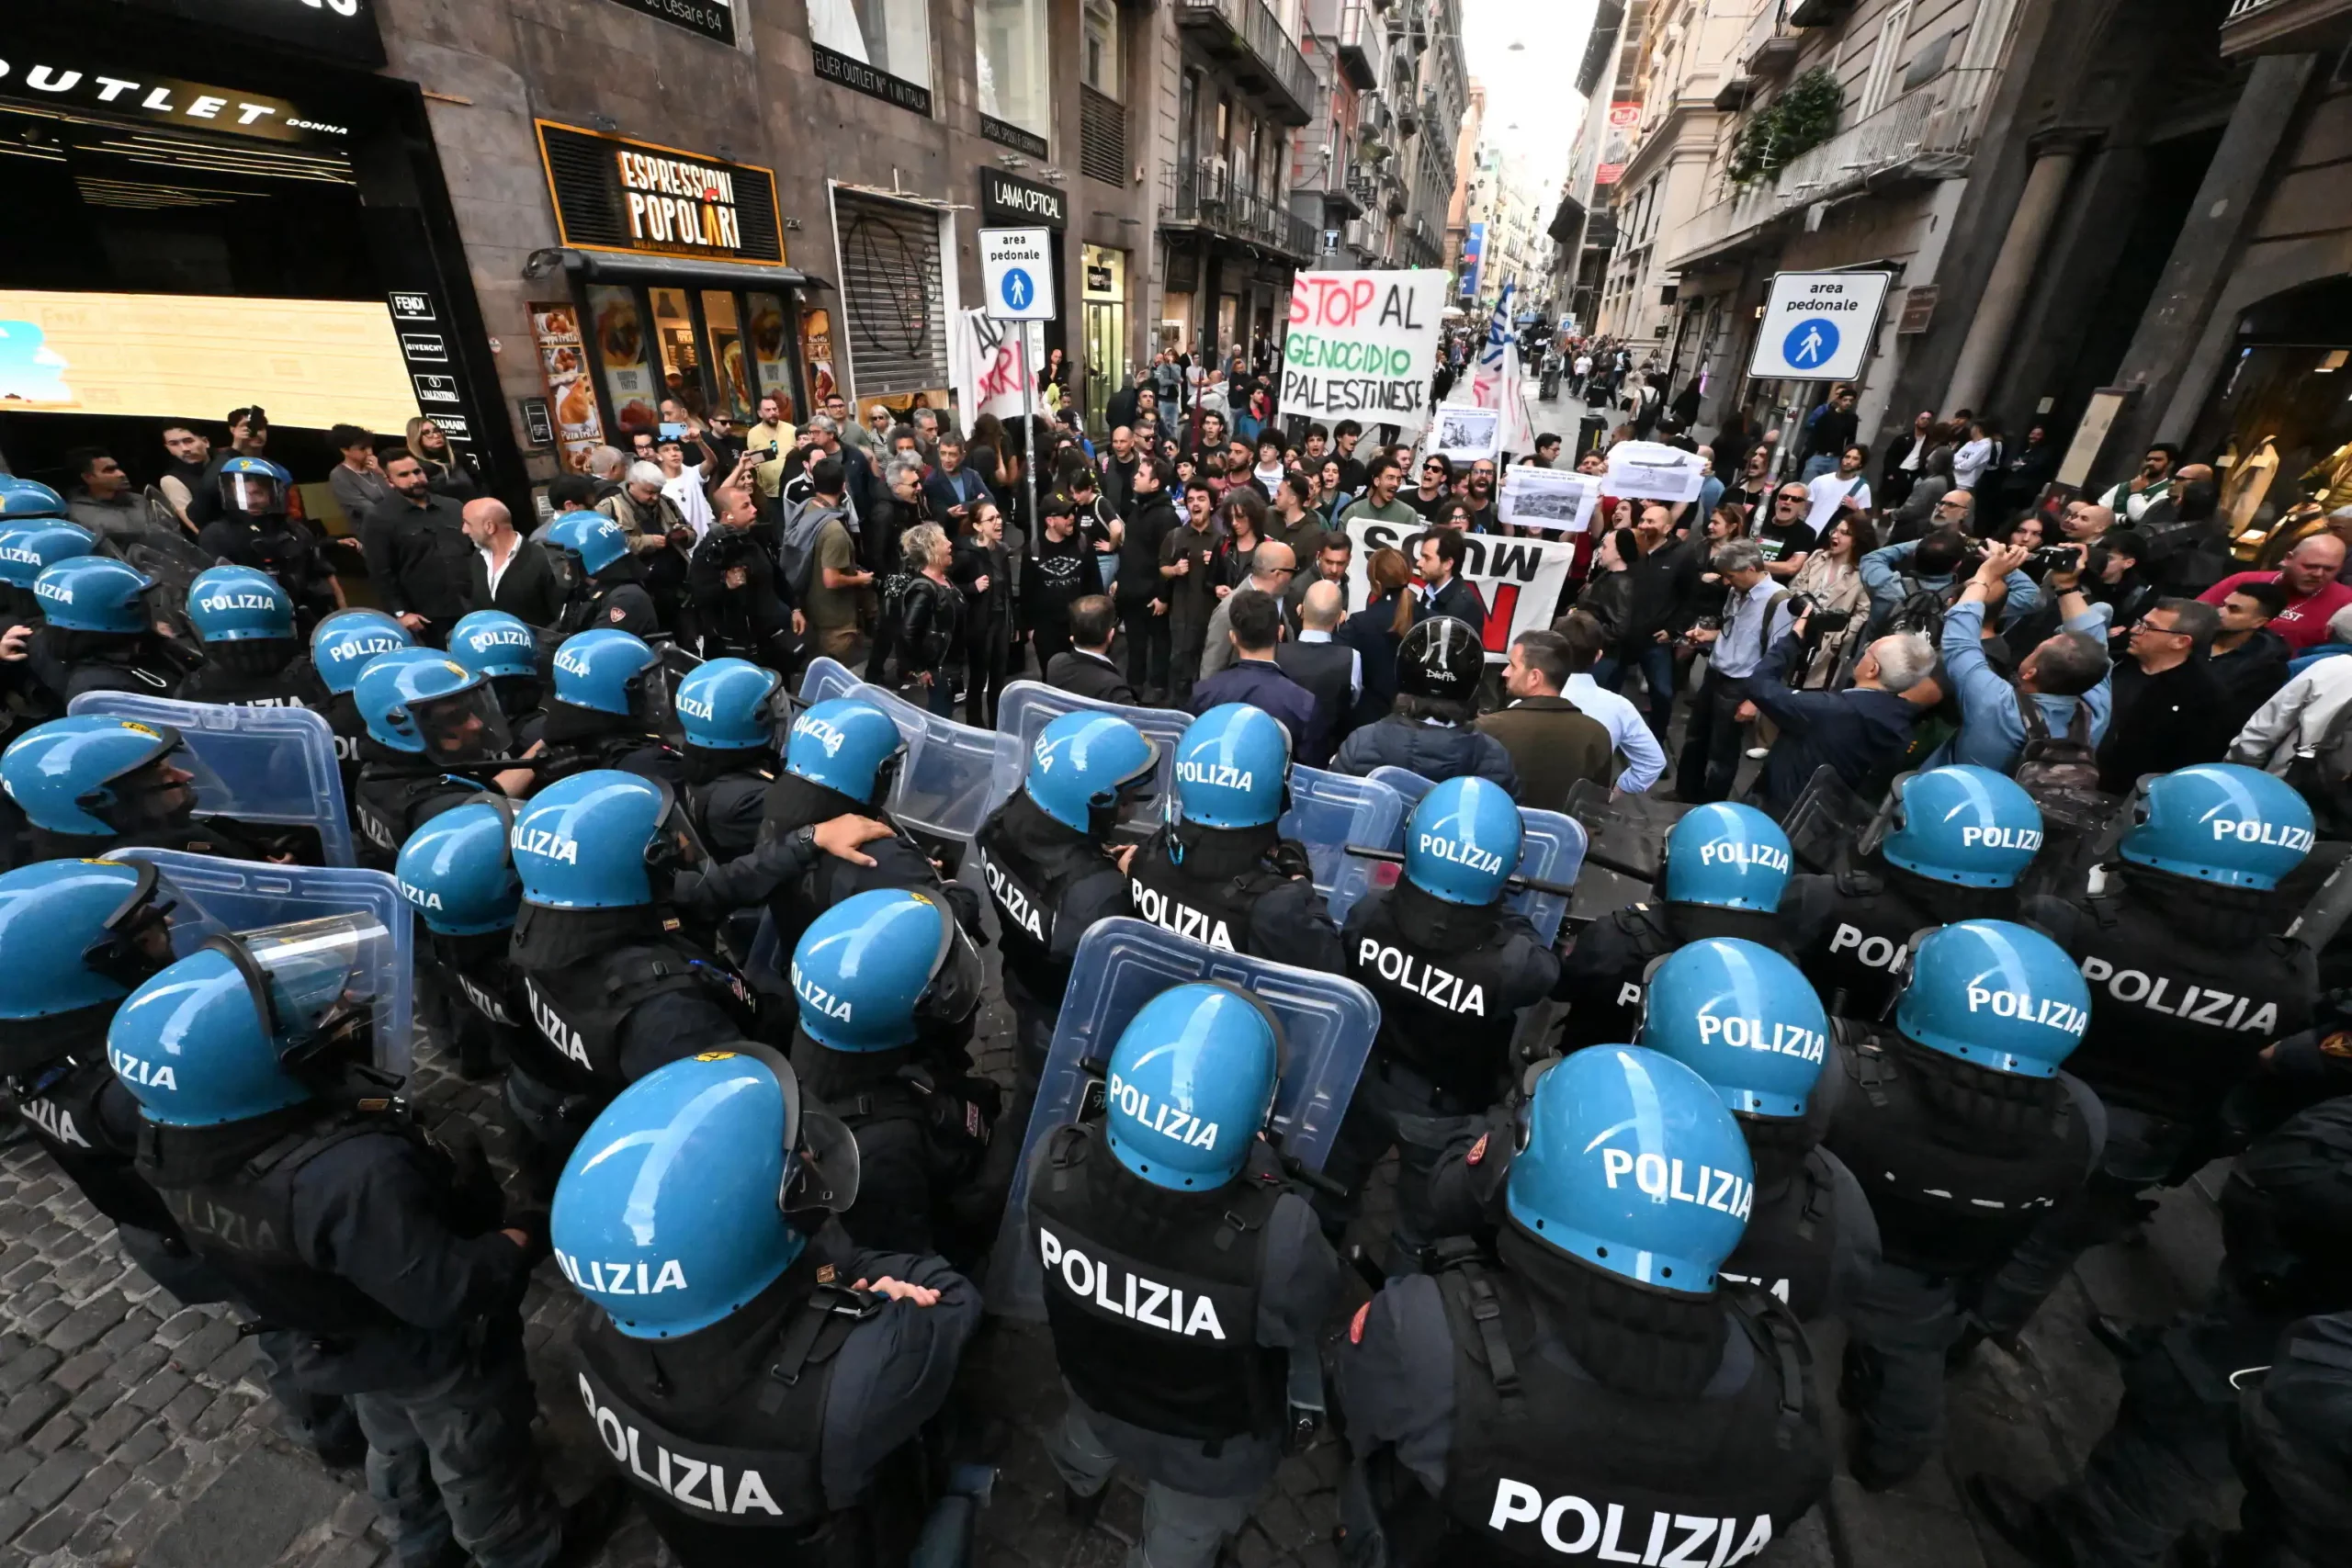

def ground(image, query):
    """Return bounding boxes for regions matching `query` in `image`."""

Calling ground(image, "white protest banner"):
[1604,440,1709,503]
[1498,466,1601,534]
[955,310,1036,423]
[1341,516,1576,664]
[1282,269,1448,438]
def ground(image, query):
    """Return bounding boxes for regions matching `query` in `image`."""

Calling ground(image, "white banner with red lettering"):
[1340,516,1577,664]
[954,310,1039,423]
[1281,269,1448,439]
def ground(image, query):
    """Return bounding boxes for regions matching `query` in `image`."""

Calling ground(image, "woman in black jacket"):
[894,522,963,718]
[952,501,1015,726]
[1336,546,1417,730]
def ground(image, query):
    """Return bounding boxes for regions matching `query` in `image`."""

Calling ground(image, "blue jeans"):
[1800,455,1839,481]
[1592,640,1678,741]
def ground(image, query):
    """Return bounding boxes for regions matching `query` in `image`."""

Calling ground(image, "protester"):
[1804,443,1873,536]
[1046,594,1137,703]
[2095,598,2235,792]
[1745,616,1933,815]
[1547,608,1668,795]
[1114,457,1177,698]
[1474,629,1615,809]
[1939,542,2114,773]
[2205,579,2293,728]
[1159,483,1224,705]
[2199,535,2352,652]
[1023,491,1102,671]
[1596,502,1705,739]
[683,467,788,663]
[1676,539,1778,804]
[360,451,474,644]
[789,456,868,666]
[61,447,145,544]
[893,522,962,717]
[327,424,392,528]
[405,417,481,502]
[1338,454,1417,527]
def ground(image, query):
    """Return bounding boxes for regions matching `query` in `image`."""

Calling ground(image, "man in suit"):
[1276,581,1360,768]
[922,434,991,531]
[462,497,565,626]
[1192,590,1319,756]
[1046,594,1140,704]
[1283,530,1353,625]
[1475,628,1617,811]
[1414,527,1487,637]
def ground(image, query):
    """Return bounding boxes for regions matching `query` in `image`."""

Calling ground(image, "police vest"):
[2060,894,2312,1124]
[1028,1122,1288,1441]
[1125,829,1302,957]
[1427,1254,1826,1567]
[426,931,527,1050]
[1717,1149,1838,1323]
[177,660,326,711]
[12,1056,180,1239]
[353,769,481,870]
[975,799,1116,1012]
[1345,888,1539,1103]
[538,733,684,793]
[1556,905,1677,1050]
[514,938,756,1100]
[1824,1034,2091,1278]
[574,1252,867,1532]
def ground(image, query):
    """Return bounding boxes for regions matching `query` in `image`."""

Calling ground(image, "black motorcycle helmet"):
[1395,615,1485,703]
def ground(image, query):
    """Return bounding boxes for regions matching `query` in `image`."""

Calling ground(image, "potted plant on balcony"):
[1728,65,1842,186]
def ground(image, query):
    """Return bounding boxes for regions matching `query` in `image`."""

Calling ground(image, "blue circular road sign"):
[1783,317,1840,369]
[1001,267,1034,310]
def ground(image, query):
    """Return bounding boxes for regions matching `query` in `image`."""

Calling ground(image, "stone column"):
[1941,133,2087,415]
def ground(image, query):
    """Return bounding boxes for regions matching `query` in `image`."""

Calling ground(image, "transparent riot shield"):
[1335,807,1589,942]
[1562,779,1688,931]
[106,849,413,1079]
[1779,765,1871,876]
[656,644,702,746]
[985,916,1379,1318]
[1365,764,1433,807]
[69,692,354,867]
[117,510,213,643]
[1283,766,1408,908]
[989,680,1193,833]
[792,658,997,841]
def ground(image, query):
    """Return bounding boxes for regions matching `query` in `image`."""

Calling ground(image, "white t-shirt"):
[662,470,715,541]
[1953,437,1996,491]
[1806,469,1871,533]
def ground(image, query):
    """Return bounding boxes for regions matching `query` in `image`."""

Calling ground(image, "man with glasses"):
[1199,540,1298,683]
[1758,483,1819,580]
[1932,488,1977,536]
[825,391,874,452]
[1410,454,1454,521]
[2095,598,2234,792]
[1465,458,1500,533]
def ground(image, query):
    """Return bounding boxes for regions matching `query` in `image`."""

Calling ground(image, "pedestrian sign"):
[979,226,1056,321]
[1748,271,1891,381]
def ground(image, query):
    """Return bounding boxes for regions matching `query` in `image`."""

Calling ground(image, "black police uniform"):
[194,515,338,632]
[28,627,189,705]
[26,818,271,866]
[2232,1311,2352,1566]
[572,1227,980,1568]
[322,691,368,804]
[559,573,662,640]
[1322,880,1560,1257]
[752,773,984,972]
[1555,899,1793,1049]
[1125,819,1345,972]
[973,791,1134,1079]
[350,743,498,871]
[416,926,526,1081]
[1338,1223,1829,1567]
[1781,861,2014,1021]
[1823,1025,2104,1482]
[1027,1122,1342,1523]
[175,646,331,711]
[684,750,775,863]
[788,1030,1000,1269]
[520,705,687,792]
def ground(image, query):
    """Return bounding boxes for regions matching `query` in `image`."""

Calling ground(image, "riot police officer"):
[1338,1044,1829,1564]
[0,476,68,525]
[674,657,784,861]
[787,889,998,1265]
[25,555,191,704]
[1125,703,1344,971]
[545,510,659,638]
[1826,919,2104,1489]
[1325,776,1560,1262]
[1782,765,2042,1021]
[350,649,522,869]
[175,565,331,710]
[0,517,95,630]
[1556,801,1796,1048]
[525,627,684,788]
[2220,1308,2352,1566]
[446,609,543,725]
[973,710,1154,1086]
[553,1048,980,1565]
[1969,1096,2352,1568]
[195,457,338,632]
[503,770,763,1197]
[311,608,413,799]
[1973,763,2320,1350]
[397,799,523,1082]
[2,715,260,860]
[1029,983,1343,1568]
[114,925,611,1565]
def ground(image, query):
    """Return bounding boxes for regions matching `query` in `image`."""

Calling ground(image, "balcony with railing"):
[1333,0,1381,89]
[1159,161,1319,260]
[1176,0,1317,126]
[1665,66,1991,271]
[1742,2,1804,78]
[2220,0,2352,55]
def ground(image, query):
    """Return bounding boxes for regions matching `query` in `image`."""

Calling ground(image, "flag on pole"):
[1465,284,1535,456]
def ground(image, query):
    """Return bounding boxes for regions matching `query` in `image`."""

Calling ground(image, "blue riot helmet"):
[0,859,191,1067]
[545,510,631,586]
[1506,1044,1754,1293]
[1636,939,1831,1120]
[2118,762,2316,892]
[676,658,783,751]
[107,911,388,1126]
[35,556,156,635]
[785,696,908,807]
[447,611,540,682]
[186,565,295,644]
[1660,802,1793,912]
[511,770,707,911]
[1024,711,1158,836]
[1894,919,2090,1078]
[551,627,669,728]
[397,799,522,936]
[2,716,194,838]
[1171,703,1290,830]
[0,521,96,589]
[353,649,511,761]
[1102,982,1283,1190]
[552,1046,861,1337]
[1865,766,2043,889]
[216,456,290,518]
[311,608,414,697]
[790,888,983,1053]
[0,477,68,522]
[1403,775,1523,906]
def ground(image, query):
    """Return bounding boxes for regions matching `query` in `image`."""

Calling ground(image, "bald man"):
[1199,539,1299,682]
[1277,580,1363,767]
[463,495,566,626]
[2200,534,2352,652]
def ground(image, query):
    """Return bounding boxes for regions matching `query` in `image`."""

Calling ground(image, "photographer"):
[684,458,789,664]
[1743,614,1933,815]
[1939,541,2114,774]
[1860,528,2040,637]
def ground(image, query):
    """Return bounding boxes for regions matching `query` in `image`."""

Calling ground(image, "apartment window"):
[809,0,933,91]
[977,0,1050,144]
[1860,0,1915,118]
[1083,0,1124,100]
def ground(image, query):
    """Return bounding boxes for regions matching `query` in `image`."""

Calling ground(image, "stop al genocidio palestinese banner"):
[1341,516,1577,664]
[1281,269,1448,439]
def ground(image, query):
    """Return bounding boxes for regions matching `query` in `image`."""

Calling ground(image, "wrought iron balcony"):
[1743,3,1804,76]
[2220,0,2352,56]
[1159,160,1318,260]
[1334,0,1381,90]
[1176,0,1317,126]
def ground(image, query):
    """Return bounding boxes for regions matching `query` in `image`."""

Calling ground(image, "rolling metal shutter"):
[833,191,949,397]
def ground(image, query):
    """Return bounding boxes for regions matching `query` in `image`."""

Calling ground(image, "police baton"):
[1340,843,1580,898]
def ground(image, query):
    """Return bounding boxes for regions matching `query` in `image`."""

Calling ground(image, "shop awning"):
[551,247,833,292]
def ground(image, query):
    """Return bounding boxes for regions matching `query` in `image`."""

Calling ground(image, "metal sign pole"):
[1024,321,1040,556]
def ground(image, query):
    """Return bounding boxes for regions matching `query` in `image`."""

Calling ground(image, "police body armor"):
[12,1055,182,1239]
[535,730,685,793]
[1126,824,1313,959]
[2050,888,2314,1126]
[1407,1241,1826,1567]
[428,930,528,1057]
[514,935,756,1104]
[1791,867,2012,1022]
[1718,1148,1839,1322]
[175,655,330,712]
[688,764,775,862]
[1343,881,1550,1106]
[975,795,1121,1030]
[324,693,367,799]
[1557,903,1790,1051]
[34,635,187,705]
[1029,1122,1288,1440]
[1825,1032,2092,1278]
[352,766,487,870]
[761,781,966,969]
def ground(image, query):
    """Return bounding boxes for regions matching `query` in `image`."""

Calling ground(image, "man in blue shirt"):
[1860,530,2041,636]
[1676,538,1778,803]
[1191,587,1322,757]
[1745,619,1934,814]
[1939,541,2114,773]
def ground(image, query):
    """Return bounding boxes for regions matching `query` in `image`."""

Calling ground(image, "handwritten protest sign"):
[956,310,1036,423]
[1341,516,1577,663]
[1282,270,1447,438]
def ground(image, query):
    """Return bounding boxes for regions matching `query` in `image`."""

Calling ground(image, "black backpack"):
[2012,688,2109,807]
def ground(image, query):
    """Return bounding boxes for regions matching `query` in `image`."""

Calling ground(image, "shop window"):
[702,290,756,422]
[745,292,797,417]
[809,0,932,90]
[1083,0,1124,101]
[650,288,706,419]
[588,285,660,436]
[978,0,1050,142]
[798,305,839,410]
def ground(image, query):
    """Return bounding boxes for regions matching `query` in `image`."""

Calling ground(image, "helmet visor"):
[918,906,985,1030]
[739,1043,863,1215]
[87,860,219,989]
[648,780,712,877]
[412,683,513,763]
[547,548,582,596]
[206,910,393,1056]
[217,469,288,517]
[628,664,673,733]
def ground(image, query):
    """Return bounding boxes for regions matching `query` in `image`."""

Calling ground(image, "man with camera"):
[686,457,791,664]
[1939,541,2114,774]
[1742,611,1934,815]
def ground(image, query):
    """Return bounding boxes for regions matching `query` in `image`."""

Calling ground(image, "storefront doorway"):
[2190,276,2352,555]
[1082,244,1127,434]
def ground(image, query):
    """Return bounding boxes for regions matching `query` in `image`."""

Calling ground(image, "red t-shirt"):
[2199,571,2352,651]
